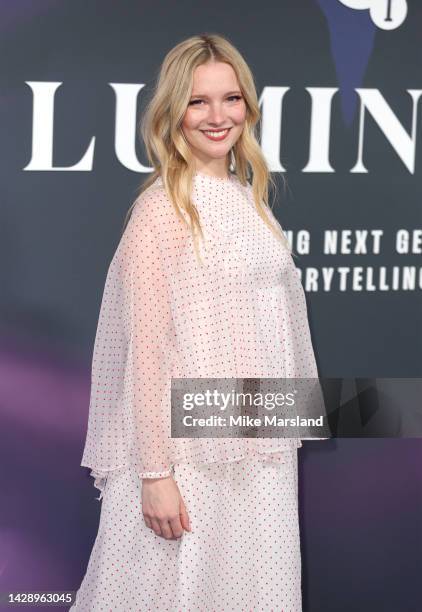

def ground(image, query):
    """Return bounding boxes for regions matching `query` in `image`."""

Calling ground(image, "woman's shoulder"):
[129,177,189,244]
[132,177,171,223]
[132,178,175,230]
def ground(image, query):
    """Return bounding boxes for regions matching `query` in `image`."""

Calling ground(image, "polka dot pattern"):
[71,450,302,611]
[80,170,321,486]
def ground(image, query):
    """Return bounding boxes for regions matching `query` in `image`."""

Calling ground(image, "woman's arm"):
[121,198,177,479]
[121,192,192,538]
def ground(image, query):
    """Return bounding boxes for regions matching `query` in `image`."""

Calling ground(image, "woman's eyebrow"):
[190,90,242,98]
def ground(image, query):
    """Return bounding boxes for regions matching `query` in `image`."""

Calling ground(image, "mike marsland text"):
[182,415,325,427]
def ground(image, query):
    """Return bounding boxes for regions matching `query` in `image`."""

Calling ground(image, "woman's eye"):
[188,95,243,106]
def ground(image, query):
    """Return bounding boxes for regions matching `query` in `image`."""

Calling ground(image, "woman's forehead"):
[191,62,239,93]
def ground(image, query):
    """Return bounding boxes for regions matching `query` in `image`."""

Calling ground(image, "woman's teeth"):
[202,128,230,140]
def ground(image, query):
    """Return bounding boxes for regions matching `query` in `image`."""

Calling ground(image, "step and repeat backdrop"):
[1,1,421,610]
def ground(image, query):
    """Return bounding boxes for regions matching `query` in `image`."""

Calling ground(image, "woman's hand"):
[141,475,191,539]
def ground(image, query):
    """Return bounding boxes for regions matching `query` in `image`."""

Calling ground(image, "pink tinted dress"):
[71,171,324,612]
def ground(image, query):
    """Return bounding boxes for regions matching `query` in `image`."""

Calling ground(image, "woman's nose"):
[207,104,226,124]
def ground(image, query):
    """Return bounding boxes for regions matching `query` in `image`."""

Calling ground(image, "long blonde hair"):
[123,33,292,262]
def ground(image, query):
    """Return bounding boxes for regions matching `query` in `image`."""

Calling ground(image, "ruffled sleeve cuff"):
[138,467,173,479]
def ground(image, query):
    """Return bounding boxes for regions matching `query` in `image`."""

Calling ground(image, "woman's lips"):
[201,128,232,141]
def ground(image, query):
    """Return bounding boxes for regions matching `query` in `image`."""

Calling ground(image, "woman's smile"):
[201,127,232,141]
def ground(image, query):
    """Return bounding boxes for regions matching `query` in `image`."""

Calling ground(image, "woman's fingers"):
[144,514,181,539]
[168,515,185,539]
[159,518,175,540]
[179,498,191,532]
[143,516,153,530]
[149,517,162,537]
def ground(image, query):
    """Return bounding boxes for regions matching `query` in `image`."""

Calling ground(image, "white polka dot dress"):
[72,170,325,610]
[71,451,301,611]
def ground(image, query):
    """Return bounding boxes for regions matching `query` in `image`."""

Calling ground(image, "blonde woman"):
[71,33,325,611]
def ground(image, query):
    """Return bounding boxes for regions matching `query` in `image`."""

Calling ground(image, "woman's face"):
[181,61,247,170]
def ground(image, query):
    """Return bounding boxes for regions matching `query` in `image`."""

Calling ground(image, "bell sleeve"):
[124,203,178,478]
[80,195,177,489]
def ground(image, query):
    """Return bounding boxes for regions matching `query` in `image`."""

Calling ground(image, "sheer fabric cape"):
[81,172,327,489]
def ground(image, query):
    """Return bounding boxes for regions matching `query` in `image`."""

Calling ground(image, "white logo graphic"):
[24,82,422,174]
[338,0,407,30]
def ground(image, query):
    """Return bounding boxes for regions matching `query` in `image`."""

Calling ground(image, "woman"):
[71,33,326,611]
